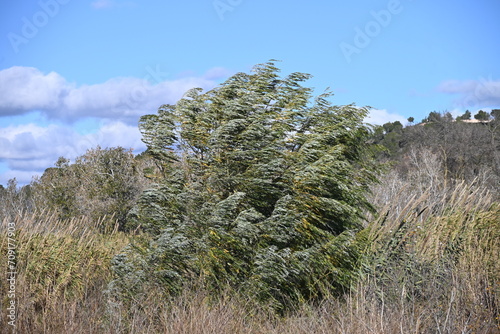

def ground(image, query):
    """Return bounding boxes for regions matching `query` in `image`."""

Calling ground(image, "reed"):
[0,176,498,333]
[0,210,128,333]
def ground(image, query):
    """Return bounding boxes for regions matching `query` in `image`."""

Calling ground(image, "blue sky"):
[1,0,499,185]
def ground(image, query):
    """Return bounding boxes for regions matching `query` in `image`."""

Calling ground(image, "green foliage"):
[474,109,491,121]
[370,121,404,158]
[456,110,471,121]
[111,61,381,310]
[31,147,150,229]
[382,121,403,134]
[491,109,500,121]
[421,111,438,123]
[421,110,455,123]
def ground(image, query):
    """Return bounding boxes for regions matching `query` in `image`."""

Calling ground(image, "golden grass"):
[0,178,498,333]
[360,179,500,334]
[0,210,129,333]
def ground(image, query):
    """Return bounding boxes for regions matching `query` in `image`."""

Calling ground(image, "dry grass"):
[360,174,500,334]
[1,175,499,333]
[0,210,129,333]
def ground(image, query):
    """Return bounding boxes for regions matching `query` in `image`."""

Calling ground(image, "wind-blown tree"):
[110,61,381,310]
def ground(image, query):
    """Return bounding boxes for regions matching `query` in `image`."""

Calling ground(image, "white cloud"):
[0,66,220,124]
[437,78,500,109]
[365,108,407,125]
[0,65,232,186]
[85,121,144,151]
[0,67,69,115]
[0,121,145,185]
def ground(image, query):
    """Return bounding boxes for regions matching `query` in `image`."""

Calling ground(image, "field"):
[1,172,498,333]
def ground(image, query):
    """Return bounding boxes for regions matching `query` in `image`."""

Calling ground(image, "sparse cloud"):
[437,78,500,109]
[365,108,407,125]
[0,121,144,185]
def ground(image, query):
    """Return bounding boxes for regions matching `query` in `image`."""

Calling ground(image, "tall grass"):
[356,177,500,334]
[1,175,498,333]
[0,210,129,333]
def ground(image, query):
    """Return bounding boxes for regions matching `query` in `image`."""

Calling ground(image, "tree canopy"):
[474,110,491,121]
[31,147,149,229]
[110,61,381,310]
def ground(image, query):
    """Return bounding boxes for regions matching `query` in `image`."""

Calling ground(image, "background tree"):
[385,118,500,195]
[490,109,500,121]
[443,111,453,122]
[31,147,152,229]
[0,178,34,219]
[110,61,381,310]
[456,110,471,121]
[474,110,490,121]
[382,121,403,134]
[422,111,442,123]
[32,157,81,219]
[370,121,404,158]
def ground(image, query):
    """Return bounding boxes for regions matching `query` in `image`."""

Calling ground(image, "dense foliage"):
[109,61,381,309]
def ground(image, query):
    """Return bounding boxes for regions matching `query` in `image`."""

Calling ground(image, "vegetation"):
[373,110,500,195]
[29,146,155,230]
[0,211,129,332]
[0,62,498,333]
[110,61,381,311]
